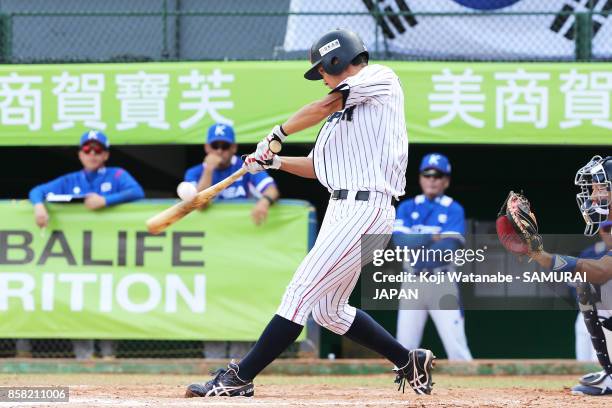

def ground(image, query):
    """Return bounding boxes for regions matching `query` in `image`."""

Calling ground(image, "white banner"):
[283,0,612,59]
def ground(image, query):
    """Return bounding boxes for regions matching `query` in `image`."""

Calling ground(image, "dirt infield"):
[0,373,609,407]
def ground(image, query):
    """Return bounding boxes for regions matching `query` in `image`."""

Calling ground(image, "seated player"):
[518,156,612,396]
[184,123,280,226]
[28,129,144,360]
[393,153,472,361]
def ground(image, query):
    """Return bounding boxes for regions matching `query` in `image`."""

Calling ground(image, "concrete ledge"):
[0,358,602,376]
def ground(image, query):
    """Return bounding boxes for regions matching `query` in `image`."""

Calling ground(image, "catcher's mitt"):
[496,191,543,255]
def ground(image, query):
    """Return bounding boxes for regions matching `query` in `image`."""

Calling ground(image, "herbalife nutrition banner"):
[0,200,311,340]
[0,61,611,145]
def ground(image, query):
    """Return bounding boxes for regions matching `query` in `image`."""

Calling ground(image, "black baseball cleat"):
[185,361,254,397]
[393,348,436,395]
[571,370,612,396]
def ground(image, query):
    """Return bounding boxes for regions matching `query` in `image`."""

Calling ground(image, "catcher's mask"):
[574,155,612,236]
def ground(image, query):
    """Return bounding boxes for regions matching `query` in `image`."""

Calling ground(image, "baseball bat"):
[268,136,283,154]
[146,167,247,234]
[146,139,283,235]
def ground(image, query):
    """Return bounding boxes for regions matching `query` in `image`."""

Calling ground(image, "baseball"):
[176,182,197,202]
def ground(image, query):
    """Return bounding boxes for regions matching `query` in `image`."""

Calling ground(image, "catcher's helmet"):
[304,29,368,81]
[575,155,612,235]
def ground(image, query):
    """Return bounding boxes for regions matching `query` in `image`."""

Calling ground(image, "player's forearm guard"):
[550,254,578,273]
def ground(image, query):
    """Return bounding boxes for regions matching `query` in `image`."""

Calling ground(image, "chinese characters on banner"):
[179,69,234,128]
[0,69,235,133]
[0,63,610,145]
[0,73,42,130]
[429,69,612,130]
[53,73,106,131]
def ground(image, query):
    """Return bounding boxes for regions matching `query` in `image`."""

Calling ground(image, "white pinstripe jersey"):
[309,64,409,199]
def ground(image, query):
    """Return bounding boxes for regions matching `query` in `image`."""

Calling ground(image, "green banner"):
[0,200,312,340]
[0,61,610,145]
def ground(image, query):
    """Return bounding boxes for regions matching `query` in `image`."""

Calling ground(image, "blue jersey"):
[580,242,609,260]
[568,242,607,293]
[184,155,275,200]
[393,194,465,271]
[29,167,144,206]
[394,194,465,238]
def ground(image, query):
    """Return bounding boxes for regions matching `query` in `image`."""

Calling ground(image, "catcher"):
[497,155,612,396]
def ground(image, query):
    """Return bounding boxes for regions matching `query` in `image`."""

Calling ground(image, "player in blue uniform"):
[29,130,144,229]
[574,221,612,362]
[27,130,144,360]
[528,156,612,396]
[393,153,472,360]
[184,123,279,226]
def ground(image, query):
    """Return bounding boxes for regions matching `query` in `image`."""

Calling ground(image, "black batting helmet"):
[304,29,368,81]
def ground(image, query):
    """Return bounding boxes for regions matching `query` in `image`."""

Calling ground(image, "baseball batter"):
[525,155,612,396]
[185,29,435,398]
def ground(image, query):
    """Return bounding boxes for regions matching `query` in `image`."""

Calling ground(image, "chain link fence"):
[0,9,610,63]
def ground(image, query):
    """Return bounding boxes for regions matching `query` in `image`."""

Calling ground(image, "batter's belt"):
[331,189,398,206]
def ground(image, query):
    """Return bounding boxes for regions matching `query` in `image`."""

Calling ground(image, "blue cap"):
[207,123,235,144]
[80,130,110,149]
[420,153,451,175]
[602,220,612,229]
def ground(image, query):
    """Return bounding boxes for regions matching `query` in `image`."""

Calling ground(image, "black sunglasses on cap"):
[421,169,445,179]
[210,141,232,151]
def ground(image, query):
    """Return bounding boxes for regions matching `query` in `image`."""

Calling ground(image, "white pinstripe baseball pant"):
[276,195,395,335]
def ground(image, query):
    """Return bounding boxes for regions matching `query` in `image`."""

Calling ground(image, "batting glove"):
[254,125,287,162]
[243,153,281,174]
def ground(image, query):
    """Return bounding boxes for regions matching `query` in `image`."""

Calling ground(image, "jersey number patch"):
[327,106,356,123]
